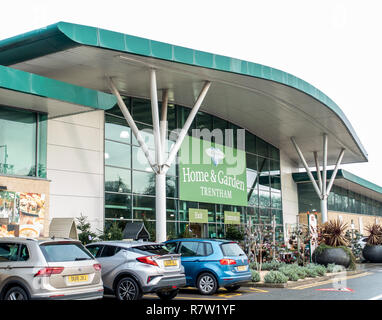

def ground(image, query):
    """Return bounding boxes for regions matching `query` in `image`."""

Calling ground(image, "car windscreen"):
[220,242,245,257]
[130,244,171,256]
[39,242,94,262]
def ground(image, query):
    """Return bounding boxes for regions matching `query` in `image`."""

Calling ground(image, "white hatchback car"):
[0,237,104,300]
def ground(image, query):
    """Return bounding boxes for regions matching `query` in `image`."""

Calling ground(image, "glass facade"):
[298,183,382,216]
[104,97,282,238]
[0,106,47,178]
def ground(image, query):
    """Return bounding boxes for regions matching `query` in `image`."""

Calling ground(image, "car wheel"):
[197,272,218,295]
[4,286,29,300]
[224,284,241,292]
[116,277,142,300]
[156,289,179,300]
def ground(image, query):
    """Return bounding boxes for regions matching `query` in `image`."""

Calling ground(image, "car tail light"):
[93,263,102,271]
[136,255,159,266]
[34,267,64,277]
[220,259,237,265]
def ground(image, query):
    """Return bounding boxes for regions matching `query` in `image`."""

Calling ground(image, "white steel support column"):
[150,69,167,242]
[163,81,211,172]
[313,151,323,193]
[156,173,166,242]
[109,76,211,243]
[291,134,345,225]
[108,78,157,171]
[291,137,322,198]
[322,134,328,200]
[160,89,169,155]
[326,148,346,195]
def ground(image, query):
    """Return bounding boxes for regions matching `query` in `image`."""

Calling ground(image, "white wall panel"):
[47,110,104,233]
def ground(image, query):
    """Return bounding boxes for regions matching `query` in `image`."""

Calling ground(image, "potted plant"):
[312,219,355,269]
[362,223,382,263]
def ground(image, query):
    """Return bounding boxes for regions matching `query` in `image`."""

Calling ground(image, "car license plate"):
[237,265,247,272]
[68,274,89,283]
[164,260,177,267]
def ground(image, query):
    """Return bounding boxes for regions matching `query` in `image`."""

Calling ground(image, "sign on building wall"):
[0,191,46,238]
[179,136,247,206]
[224,211,240,224]
[189,208,208,223]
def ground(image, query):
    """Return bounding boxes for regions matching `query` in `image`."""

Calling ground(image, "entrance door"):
[189,223,207,238]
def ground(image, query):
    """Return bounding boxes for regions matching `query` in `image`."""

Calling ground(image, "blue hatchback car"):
[164,238,251,295]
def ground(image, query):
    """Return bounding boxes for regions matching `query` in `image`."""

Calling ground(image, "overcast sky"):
[1,0,381,185]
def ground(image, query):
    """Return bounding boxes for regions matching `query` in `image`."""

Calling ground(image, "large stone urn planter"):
[312,247,350,268]
[362,245,382,263]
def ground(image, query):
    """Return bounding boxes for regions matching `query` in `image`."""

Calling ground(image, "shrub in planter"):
[326,263,345,273]
[313,220,355,269]
[362,224,382,263]
[279,266,299,281]
[306,263,326,277]
[261,260,285,271]
[250,261,259,270]
[264,271,288,284]
[303,266,318,278]
[251,270,261,282]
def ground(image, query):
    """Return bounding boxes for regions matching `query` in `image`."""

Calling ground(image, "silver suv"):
[0,237,103,300]
[86,241,186,300]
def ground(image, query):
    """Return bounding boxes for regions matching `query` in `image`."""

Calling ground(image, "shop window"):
[132,171,155,195]
[166,175,177,198]
[247,188,259,207]
[166,198,177,221]
[178,201,198,222]
[199,203,216,222]
[133,195,155,220]
[105,193,131,210]
[259,208,271,224]
[271,192,282,209]
[196,111,212,132]
[166,222,177,240]
[105,207,132,220]
[105,115,131,144]
[256,137,269,158]
[208,224,217,238]
[245,131,256,154]
[0,106,47,178]
[105,140,131,168]
[132,123,155,150]
[105,167,131,193]
[132,98,152,125]
[269,145,280,160]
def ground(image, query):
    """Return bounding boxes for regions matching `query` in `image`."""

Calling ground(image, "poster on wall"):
[0,191,46,238]
[179,136,247,206]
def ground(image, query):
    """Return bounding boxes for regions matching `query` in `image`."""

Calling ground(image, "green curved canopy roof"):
[0,22,368,166]
[0,64,116,118]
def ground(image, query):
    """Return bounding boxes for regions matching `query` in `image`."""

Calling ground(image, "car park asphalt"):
[103,263,382,301]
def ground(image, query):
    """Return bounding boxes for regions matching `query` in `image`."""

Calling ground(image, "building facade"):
[0,22,376,241]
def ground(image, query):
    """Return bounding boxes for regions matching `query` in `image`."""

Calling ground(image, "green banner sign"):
[224,211,241,224]
[179,136,247,206]
[189,208,208,223]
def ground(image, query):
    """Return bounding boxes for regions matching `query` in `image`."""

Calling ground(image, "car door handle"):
[6,265,12,270]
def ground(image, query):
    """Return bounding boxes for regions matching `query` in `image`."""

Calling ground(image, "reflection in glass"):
[105,167,131,193]
[105,140,131,168]
[133,195,155,220]
[0,107,37,176]
[105,115,131,144]
[133,171,155,195]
